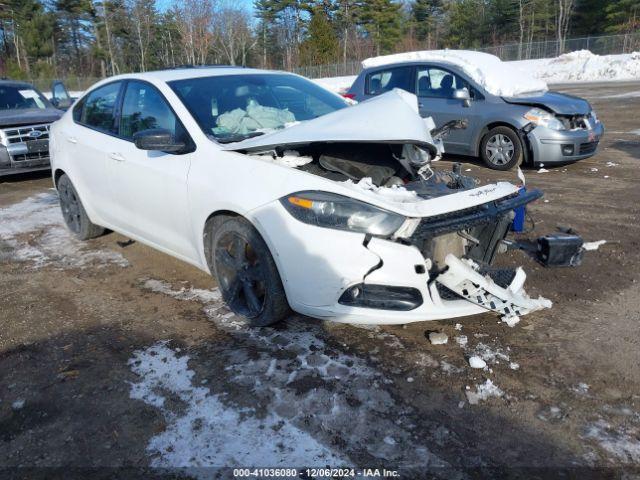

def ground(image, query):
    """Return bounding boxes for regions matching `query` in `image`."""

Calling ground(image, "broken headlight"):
[523,108,565,131]
[281,191,406,236]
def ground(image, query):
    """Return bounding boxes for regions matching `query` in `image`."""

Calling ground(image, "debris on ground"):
[469,356,487,369]
[501,315,521,327]
[428,332,449,345]
[509,362,520,370]
[583,240,607,251]
[465,380,504,405]
[11,399,25,410]
[455,335,468,347]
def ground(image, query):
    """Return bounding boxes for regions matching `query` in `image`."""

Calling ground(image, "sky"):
[155,0,255,14]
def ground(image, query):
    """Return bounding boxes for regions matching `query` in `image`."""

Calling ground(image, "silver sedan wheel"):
[485,134,515,166]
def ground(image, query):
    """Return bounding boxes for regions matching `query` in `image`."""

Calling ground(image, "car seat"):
[439,74,454,97]
[418,75,431,96]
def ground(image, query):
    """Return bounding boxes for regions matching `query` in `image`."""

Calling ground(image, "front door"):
[416,66,482,155]
[106,80,197,261]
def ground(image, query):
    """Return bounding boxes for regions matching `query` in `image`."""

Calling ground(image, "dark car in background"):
[0,80,72,176]
[346,60,604,170]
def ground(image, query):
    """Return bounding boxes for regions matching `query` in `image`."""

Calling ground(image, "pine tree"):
[358,0,402,55]
[605,0,640,34]
[300,7,339,65]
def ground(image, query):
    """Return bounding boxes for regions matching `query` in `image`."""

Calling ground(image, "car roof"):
[0,79,38,89]
[361,60,466,72]
[106,66,292,84]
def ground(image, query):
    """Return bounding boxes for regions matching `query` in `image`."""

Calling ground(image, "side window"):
[417,67,467,99]
[80,82,121,133]
[119,81,183,141]
[365,66,414,96]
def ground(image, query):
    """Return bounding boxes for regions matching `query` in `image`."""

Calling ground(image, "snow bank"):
[312,75,357,94]
[513,50,640,84]
[362,50,548,97]
[315,50,640,95]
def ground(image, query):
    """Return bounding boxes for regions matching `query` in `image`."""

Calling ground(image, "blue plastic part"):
[512,186,527,232]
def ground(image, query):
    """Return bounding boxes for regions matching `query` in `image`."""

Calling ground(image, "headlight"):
[523,108,565,130]
[280,191,406,236]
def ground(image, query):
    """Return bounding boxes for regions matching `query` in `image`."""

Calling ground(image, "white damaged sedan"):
[50,67,550,326]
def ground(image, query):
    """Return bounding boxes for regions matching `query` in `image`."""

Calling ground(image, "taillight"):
[342,93,356,100]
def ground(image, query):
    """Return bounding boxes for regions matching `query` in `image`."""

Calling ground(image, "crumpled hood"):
[502,91,591,115]
[221,89,439,156]
[0,108,63,127]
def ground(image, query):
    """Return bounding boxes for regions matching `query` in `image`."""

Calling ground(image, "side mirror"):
[133,129,186,153]
[453,88,471,107]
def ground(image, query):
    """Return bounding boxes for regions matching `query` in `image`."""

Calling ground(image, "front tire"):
[207,217,290,327]
[480,126,523,170]
[57,174,104,240]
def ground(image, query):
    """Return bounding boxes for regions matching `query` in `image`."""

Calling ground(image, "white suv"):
[50,67,550,326]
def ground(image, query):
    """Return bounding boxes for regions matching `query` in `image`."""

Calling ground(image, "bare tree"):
[212,2,255,66]
[556,0,575,54]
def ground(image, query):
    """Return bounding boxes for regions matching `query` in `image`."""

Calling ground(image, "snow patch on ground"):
[143,279,221,304]
[136,279,451,470]
[0,192,128,269]
[465,379,504,405]
[473,342,510,364]
[584,420,640,464]
[128,342,346,467]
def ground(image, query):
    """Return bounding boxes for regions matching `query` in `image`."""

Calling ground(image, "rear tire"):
[57,174,105,240]
[206,216,290,327]
[480,126,523,171]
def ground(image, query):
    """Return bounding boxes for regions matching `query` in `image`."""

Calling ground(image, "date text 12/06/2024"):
[233,468,401,477]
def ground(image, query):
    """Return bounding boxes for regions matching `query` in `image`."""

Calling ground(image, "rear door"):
[416,65,483,155]
[106,80,197,260]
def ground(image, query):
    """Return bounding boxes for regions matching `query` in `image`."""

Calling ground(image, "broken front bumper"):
[528,121,605,165]
[251,201,550,324]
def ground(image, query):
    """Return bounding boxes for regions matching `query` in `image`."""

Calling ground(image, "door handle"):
[66,137,77,144]
[109,152,125,162]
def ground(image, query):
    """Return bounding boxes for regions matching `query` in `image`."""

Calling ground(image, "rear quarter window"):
[365,66,414,96]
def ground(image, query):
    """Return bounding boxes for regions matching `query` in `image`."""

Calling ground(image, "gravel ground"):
[1,81,639,479]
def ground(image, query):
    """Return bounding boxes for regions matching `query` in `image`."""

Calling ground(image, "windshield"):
[0,85,49,111]
[169,73,348,143]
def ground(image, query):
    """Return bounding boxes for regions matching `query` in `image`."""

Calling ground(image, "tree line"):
[0,0,637,80]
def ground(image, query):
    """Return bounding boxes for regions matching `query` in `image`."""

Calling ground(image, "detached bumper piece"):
[339,284,423,311]
[436,254,551,318]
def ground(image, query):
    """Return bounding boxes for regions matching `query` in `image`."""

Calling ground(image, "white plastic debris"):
[429,332,449,345]
[11,399,25,410]
[583,240,607,251]
[454,323,463,331]
[509,362,520,370]
[406,377,414,383]
[537,168,549,173]
[501,315,521,327]
[469,356,487,369]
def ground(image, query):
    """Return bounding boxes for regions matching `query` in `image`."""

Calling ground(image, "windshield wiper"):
[216,131,265,144]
